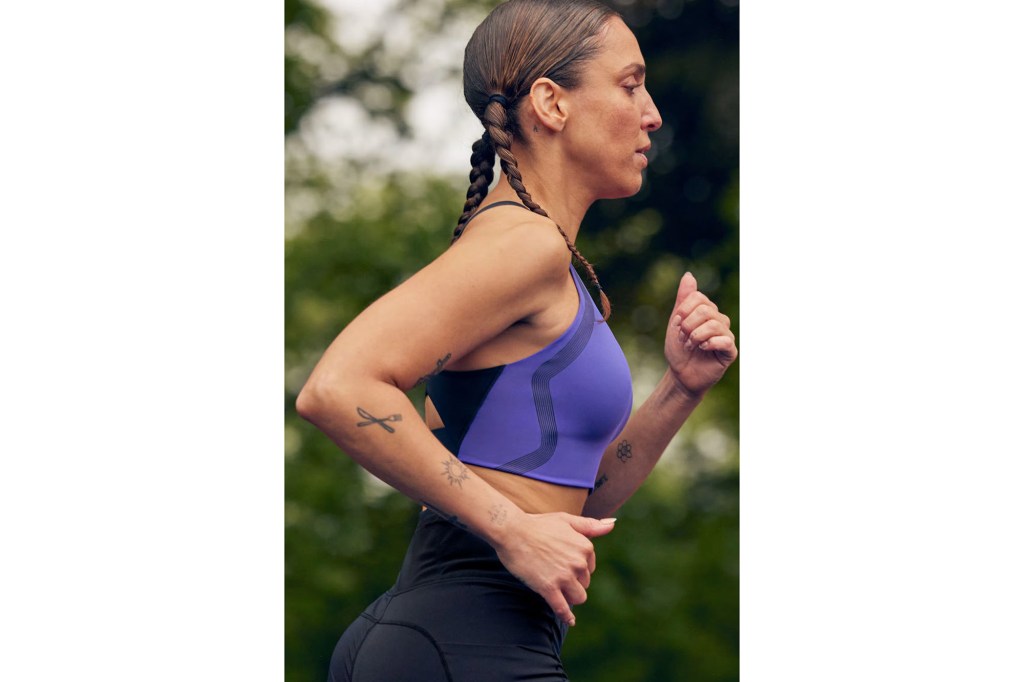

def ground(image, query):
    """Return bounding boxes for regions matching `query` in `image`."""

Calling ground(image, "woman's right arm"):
[295,220,614,625]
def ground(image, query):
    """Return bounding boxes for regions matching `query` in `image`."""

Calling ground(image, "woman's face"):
[562,17,663,200]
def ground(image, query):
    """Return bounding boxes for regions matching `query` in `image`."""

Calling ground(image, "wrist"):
[662,370,706,406]
[484,503,528,551]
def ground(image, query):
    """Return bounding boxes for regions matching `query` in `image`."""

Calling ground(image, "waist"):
[468,463,589,515]
[397,508,530,591]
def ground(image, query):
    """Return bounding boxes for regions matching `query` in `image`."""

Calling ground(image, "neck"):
[486,143,594,244]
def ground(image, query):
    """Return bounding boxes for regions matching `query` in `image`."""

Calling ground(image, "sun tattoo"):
[442,456,470,488]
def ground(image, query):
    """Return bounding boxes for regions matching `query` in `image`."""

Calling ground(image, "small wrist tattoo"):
[489,504,508,526]
[356,407,402,433]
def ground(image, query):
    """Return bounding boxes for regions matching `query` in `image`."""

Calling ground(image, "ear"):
[527,77,568,132]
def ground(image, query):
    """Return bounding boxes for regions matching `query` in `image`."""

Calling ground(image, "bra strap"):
[464,201,529,227]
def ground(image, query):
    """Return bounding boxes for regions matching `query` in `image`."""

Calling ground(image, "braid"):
[482,101,612,321]
[452,131,496,244]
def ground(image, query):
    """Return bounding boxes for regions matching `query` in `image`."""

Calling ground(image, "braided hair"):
[456,0,617,319]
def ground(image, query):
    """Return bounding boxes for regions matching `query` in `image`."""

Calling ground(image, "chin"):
[592,169,646,201]
[609,177,645,200]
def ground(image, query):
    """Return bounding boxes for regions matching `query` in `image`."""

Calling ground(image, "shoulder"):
[450,210,571,286]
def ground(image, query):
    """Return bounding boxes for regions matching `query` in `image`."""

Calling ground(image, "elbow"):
[296,375,345,425]
[295,383,318,422]
[295,381,322,423]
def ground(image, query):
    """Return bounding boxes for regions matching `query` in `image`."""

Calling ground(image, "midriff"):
[467,463,589,515]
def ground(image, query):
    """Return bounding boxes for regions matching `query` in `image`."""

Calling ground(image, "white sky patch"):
[405,84,483,176]
[323,0,401,52]
[299,0,489,178]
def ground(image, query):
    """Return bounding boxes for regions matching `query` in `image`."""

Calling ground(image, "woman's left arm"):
[582,272,737,518]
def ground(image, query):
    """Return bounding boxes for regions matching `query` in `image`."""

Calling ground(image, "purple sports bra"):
[426,203,633,489]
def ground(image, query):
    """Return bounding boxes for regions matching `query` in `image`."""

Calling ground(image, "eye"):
[624,81,645,96]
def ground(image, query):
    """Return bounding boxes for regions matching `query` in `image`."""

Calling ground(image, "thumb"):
[567,515,617,538]
[675,271,697,306]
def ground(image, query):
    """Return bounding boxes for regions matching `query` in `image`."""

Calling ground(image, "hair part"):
[454,0,618,320]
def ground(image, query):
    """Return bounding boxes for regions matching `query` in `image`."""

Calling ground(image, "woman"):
[297,0,737,679]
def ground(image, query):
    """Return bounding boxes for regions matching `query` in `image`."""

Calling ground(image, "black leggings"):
[327,509,570,682]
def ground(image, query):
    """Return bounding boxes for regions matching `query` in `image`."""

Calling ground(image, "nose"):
[642,93,662,132]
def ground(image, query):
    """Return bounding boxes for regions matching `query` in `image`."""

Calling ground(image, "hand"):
[492,512,616,626]
[665,272,737,398]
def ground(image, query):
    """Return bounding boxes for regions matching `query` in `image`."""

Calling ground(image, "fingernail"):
[672,314,681,326]
[684,339,693,350]
[600,517,617,524]
[699,341,709,350]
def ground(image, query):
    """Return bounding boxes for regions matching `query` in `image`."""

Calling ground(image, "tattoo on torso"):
[355,407,402,433]
[616,440,633,463]
[414,353,452,387]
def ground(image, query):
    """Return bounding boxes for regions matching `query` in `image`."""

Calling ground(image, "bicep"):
[309,231,567,391]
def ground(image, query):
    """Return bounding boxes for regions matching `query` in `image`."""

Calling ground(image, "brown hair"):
[455,0,618,319]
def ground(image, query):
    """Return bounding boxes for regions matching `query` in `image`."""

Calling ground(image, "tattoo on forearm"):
[616,440,633,463]
[355,407,402,433]
[442,455,470,488]
[489,504,508,526]
[414,352,452,387]
[594,473,609,490]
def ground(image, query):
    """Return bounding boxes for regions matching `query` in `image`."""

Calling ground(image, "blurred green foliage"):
[285,0,738,680]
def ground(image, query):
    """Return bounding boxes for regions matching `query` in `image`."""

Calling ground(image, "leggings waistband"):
[394,508,529,592]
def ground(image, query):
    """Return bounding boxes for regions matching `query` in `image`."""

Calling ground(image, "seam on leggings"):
[377,619,454,682]
[345,613,379,681]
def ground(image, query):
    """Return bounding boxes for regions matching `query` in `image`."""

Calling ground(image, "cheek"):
[603,107,641,145]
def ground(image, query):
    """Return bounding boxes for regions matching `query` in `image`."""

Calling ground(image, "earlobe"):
[528,78,567,133]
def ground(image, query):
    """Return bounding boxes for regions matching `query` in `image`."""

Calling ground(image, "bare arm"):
[296,219,614,626]
[583,372,703,518]
[583,272,737,518]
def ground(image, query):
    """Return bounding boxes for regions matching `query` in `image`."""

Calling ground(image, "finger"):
[684,319,732,347]
[684,321,737,357]
[563,580,588,608]
[576,561,592,589]
[697,336,738,361]
[675,294,718,322]
[566,515,617,539]
[674,272,697,307]
[677,303,721,336]
[545,589,576,626]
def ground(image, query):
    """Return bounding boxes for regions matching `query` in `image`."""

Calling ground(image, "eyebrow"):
[618,63,646,79]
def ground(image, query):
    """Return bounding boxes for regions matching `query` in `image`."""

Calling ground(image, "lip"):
[635,145,650,168]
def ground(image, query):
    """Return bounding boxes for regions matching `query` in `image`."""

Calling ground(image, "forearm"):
[296,378,522,547]
[582,371,704,518]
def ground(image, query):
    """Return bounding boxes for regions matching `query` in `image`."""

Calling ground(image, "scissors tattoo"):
[356,407,403,433]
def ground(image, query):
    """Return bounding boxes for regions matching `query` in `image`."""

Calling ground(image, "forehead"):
[590,18,644,77]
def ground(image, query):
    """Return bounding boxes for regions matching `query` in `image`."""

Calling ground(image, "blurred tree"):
[286,0,738,680]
